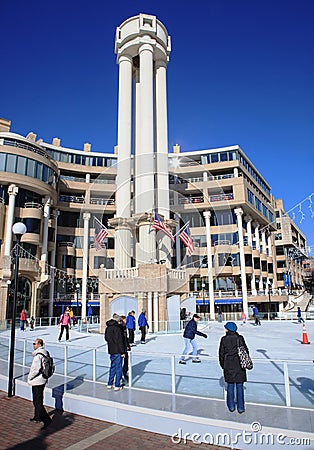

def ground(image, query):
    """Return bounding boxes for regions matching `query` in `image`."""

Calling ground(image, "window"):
[26,159,36,177]
[61,255,75,269]
[210,153,219,163]
[76,257,83,269]
[94,256,106,268]
[16,156,27,175]
[6,154,17,172]
[254,258,260,269]
[255,198,262,212]
[220,152,228,162]
[201,155,208,165]
[24,218,41,234]
[0,153,6,171]
[261,261,267,272]
[277,261,286,268]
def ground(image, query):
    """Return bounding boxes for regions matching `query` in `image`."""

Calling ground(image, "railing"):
[58,242,75,247]
[167,269,186,280]
[210,193,234,202]
[91,179,116,185]
[90,198,115,206]
[0,335,312,409]
[59,195,85,204]
[60,175,86,183]
[24,202,43,209]
[2,138,51,160]
[104,268,139,279]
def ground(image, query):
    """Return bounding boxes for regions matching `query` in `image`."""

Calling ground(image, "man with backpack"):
[27,338,52,430]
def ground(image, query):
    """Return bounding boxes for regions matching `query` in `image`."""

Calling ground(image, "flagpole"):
[93,216,113,237]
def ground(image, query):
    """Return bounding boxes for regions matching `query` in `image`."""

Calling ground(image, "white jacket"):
[27,346,48,386]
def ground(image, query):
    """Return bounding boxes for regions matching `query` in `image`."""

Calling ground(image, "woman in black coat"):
[219,321,250,413]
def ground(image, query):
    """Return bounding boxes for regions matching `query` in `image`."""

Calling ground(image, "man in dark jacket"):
[179,314,207,364]
[219,321,250,413]
[104,313,125,391]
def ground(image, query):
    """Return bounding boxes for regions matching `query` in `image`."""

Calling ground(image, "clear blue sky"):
[2,0,314,250]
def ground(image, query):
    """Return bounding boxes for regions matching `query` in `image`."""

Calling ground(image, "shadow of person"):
[131,360,152,383]
[52,376,85,413]
[6,412,75,450]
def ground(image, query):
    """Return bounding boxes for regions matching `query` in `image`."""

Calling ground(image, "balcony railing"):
[90,198,115,206]
[59,195,85,204]
[24,202,43,209]
[2,138,51,160]
[58,242,75,248]
[210,193,234,202]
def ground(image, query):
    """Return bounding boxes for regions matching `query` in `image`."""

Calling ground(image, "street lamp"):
[268,282,272,320]
[8,222,27,397]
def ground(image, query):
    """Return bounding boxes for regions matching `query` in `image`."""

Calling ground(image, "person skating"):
[58,310,71,341]
[179,314,207,364]
[219,322,250,414]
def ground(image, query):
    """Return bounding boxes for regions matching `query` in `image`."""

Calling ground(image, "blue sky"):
[2,0,314,250]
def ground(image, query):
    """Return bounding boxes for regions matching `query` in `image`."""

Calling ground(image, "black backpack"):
[38,351,55,379]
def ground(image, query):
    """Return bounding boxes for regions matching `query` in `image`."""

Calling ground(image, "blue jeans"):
[108,354,123,388]
[227,382,245,413]
[180,338,198,360]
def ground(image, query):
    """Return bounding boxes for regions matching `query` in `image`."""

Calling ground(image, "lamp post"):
[6,280,11,323]
[8,222,27,397]
[202,282,206,308]
[268,282,272,320]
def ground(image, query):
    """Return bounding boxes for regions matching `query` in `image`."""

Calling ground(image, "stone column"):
[267,233,272,257]
[135,43,156,264]
[41,197,51,264]
[153,292,159,332]
[49,210,59,317]
[147,291,153,330]
[254,222,260,250]
[261,230,267,254]
[82,213,91,320]
[235,208,248,317]
[115,54,133,268]
[251,272,257,296]
[158,293,166,332]
[203,211,215,320]
[4,184,19,256]
[155,59,171,267]
[245,215,253,247]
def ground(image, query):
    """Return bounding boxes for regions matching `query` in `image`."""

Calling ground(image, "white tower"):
[114,14,172,268]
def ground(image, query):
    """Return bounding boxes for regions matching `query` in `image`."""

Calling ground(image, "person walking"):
[120,315,131,381]
[20,308,27,331]
[219,322,250,414]
[126,310,136,346]
[252,305,261,326]
[104,313,125,390]
[27,338,52,430]
[138,309,149,344]
[179,314,207,364]
[58,310,71,341]
[297,307,305,323]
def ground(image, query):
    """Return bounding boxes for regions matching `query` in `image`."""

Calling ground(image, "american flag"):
[94,218,108,251]
[152,212,175,242]
[179,223,194,256]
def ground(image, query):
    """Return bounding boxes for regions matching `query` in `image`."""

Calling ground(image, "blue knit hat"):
[224,321,237,332]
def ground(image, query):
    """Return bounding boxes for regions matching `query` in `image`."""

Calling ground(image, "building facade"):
[0,14,308,327]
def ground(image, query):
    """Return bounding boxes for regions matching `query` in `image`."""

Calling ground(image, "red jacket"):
[20,311,27,321]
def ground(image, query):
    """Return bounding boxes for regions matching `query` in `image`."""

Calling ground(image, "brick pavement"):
[0,391,230,450]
